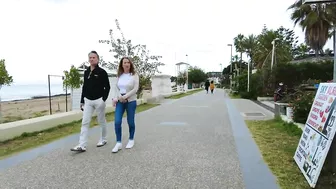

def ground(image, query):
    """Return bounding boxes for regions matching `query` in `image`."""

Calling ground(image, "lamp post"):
[227,44,233,89]
[271,38,280,70]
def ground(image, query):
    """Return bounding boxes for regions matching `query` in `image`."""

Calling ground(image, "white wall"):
[0,99,147,142]
[151,75,172,97]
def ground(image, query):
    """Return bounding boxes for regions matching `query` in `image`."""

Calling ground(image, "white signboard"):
[303,0,336,4]
[294,83,336,188]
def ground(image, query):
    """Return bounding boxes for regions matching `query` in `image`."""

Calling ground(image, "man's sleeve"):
[102,70,110,101]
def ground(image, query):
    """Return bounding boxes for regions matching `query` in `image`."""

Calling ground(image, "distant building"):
[206,71,222,84]
[290,54,334,64]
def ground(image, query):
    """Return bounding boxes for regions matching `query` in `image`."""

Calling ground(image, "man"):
[204,80,210,94]
[71,51,111,152]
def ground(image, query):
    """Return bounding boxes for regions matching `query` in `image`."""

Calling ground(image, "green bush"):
[274,61,333,89]
[232,61,330,100]
[233,71,263,100]
[289,90,316,124]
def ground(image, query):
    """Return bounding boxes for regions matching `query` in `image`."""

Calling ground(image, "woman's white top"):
[113,73,139,102]
[117,73,132,94]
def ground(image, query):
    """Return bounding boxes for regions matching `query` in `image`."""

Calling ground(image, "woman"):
[210,81,215,94]
[112,57,139,153]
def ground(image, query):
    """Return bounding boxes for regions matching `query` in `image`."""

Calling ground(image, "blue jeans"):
[114,100,137,142]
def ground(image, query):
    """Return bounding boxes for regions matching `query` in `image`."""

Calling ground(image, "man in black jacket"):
[71,51,111,152]
[204,80,210,94]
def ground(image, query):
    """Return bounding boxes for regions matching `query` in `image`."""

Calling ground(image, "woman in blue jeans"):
[112,57,139,153]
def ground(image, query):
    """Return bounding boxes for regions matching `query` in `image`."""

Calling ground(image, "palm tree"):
[288,0,336,57]
[234,34,245,61]
[295,43,311,59]
[234,34,245,71]
[242,34,259,70]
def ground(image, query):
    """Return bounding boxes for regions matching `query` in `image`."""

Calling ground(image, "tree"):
[254,25,299,68]
[63,65,82,90]
[188,66,207,84]
[294,43,311,59]
[234,33,245,64]
[0,59,13,121]
[177,71,187,86]
[0,59,13,89]
[241,34,259,71]
[288,1,336,56]
[99,19,164,97]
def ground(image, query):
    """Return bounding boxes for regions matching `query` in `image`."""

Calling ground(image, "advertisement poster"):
[293,83,336,188]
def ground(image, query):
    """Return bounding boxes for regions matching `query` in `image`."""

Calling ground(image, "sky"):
[0,0,334,85]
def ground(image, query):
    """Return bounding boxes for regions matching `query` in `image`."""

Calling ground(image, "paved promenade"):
[0,89,278,189]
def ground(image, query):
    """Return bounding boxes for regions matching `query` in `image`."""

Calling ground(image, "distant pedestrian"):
[205,80,210,94]
[210,81,215,94]
[112,57,139,153]
[71,51,111,152]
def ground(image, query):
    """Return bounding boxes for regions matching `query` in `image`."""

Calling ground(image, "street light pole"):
[271,38,279,70]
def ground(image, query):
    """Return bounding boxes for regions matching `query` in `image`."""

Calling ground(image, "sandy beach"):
[0,90,153,124]
[0,95,72,123]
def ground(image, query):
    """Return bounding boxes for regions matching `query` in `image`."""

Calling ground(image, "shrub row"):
[233,61,333,122]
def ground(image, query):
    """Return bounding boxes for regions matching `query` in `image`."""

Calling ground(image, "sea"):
[0,83,67,102]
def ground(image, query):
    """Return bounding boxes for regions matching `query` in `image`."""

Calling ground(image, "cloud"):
[0,0,333,84]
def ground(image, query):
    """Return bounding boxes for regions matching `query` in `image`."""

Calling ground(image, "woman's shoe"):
[112,142,122,153]
[125,140,134,149]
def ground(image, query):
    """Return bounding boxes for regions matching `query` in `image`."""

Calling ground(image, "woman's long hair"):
[117,57,136,77]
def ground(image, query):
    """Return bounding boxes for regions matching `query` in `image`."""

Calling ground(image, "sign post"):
[293,83,336,188]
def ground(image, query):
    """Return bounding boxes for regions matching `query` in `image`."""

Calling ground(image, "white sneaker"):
[125,140,134,149]
[70,145,86,152]
[112,142,122,153]
[96,140,107,147]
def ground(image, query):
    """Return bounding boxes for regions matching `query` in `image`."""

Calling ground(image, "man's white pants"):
[79,97,107,147]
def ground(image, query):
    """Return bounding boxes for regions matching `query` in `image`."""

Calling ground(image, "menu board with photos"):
[294,83,336,188]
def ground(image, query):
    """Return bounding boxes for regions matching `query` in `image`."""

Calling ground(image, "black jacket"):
[80,65,110,103]
[205,81,210,87]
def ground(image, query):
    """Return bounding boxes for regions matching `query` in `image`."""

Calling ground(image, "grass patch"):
[0,103,159,159]
[246,117,335,189]
[165,88,203,99]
